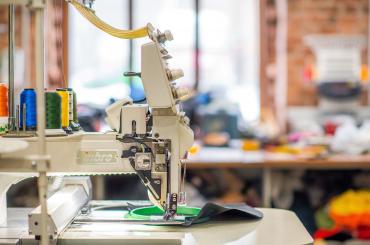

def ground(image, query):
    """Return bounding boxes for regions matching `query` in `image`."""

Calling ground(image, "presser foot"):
[163,210,175,221]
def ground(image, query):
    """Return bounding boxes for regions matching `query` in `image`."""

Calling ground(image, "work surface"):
[187,147,370,169]
[187,146,370,208]
[1,207,313,245]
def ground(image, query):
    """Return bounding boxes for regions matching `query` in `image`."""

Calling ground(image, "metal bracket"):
[26,154,50,172]
[128,158,161,201]
[27,0,45,9]
[28,183,90,239]
[124,71,141,78]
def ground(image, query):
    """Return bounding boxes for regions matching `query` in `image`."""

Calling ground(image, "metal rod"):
[262,168,272,208]
[368,0,370,103]
[34,6,48,245]
[35,5,46,150]
[0,0,30,5]
[275,0,288,132]
[259,0,269,116]
[16,104,19,133]
[8,5,15,132]
[22,103,26,132]
[37,172,48,245]
[194,0,200,90]
[128,0,134,87]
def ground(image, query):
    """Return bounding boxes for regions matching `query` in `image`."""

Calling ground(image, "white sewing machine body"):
[0,28,193,189]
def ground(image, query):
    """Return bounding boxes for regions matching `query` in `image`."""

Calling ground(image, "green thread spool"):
[45,92,62,129]
[73,91,78,123]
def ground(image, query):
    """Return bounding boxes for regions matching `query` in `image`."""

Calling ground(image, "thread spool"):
[0,83,8,117]
[0,84,8,134]
[45,92,62,129]
[20,88,37,130]
[56,89,69,128]
[0,117,7,134]
[73,91,78,123]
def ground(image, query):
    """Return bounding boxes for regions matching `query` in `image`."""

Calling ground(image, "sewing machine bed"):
[1,201,313,245]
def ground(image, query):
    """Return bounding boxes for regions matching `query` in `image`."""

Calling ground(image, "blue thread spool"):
[20,88,37,130]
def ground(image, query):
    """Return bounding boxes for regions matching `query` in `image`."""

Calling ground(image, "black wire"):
[133,97,147,103]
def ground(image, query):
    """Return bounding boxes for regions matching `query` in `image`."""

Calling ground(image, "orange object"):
[360,64,369,83]
[267,145,301,155]
[330,213,370,230]
[242,139,260,151]
[0,83,8,117]
[301,145,327,155]
[188,144,200,155]
[203,132,230,146]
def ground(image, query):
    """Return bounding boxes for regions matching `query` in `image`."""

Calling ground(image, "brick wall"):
[0,3,66,88]
[0,7,22,50]
[0,6,32,86]
[287,0,369,106]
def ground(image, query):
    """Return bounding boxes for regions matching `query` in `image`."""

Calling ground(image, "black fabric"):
[317,82,361,100]
[184,202,263,226]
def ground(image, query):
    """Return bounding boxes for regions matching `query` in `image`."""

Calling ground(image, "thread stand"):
[4,104,35,138]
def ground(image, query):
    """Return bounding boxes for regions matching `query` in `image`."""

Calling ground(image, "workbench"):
[187,147,370,207]
[1,205,313,245]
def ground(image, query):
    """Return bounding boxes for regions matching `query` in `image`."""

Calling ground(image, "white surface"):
[62,208,313,245]
[45,129,67,136]
[0,207,312,244]
[0,139,28,154]
[141,41,176,110]
[187,146,287,164]
[0,175,30,227]
[121,104,148,135]
[105,98,132,131]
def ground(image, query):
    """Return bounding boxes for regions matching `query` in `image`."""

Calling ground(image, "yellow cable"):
[69,0,150,39]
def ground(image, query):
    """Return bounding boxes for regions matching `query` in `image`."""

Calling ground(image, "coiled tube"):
[69,0,151,39]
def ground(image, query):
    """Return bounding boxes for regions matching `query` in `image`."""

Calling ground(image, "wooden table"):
[187,147,370,207]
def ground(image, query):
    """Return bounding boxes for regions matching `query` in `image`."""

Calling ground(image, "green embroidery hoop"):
[127,205,200,220]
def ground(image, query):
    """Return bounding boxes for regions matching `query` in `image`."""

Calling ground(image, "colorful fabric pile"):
[315,190,370,241]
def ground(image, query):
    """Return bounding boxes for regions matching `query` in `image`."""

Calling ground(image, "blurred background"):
[1,0,370,244]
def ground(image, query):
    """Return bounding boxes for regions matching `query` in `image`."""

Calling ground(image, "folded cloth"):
[183,203,263,226]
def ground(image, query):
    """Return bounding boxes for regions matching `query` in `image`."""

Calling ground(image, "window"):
[69,0,259,121]
[133,0,195,89]
[200,0,260,121]
[68,0,130,105]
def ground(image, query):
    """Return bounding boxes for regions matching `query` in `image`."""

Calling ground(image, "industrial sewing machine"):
[0,0,194,243]
[0,1,316,245]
